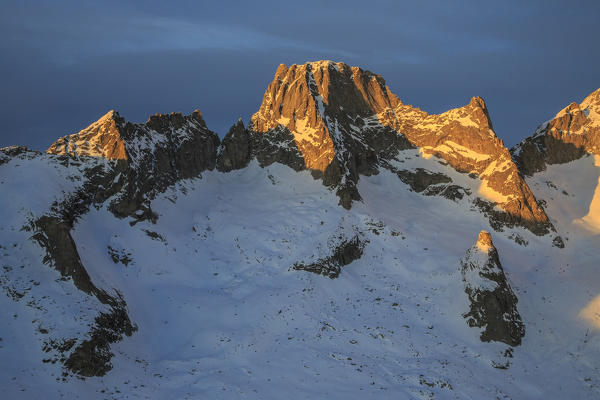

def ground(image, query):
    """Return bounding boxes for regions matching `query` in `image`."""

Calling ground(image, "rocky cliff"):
[512,88,600,176]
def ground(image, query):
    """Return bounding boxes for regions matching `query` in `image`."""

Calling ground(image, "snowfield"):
[1,152,599,399]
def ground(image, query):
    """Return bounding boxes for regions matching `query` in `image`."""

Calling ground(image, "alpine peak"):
[250,61,550,234]
[47,109,127,160]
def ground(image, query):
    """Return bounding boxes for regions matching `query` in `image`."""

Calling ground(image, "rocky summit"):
[1,61,600,399]
[246,61,552,234]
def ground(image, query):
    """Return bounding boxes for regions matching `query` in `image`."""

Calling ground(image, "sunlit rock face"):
[48,110,128,160]
[512,88,600,176]
[461,230,525,346]
[251,61,551,233]
[385,95,550,235]
[250,61,414,208]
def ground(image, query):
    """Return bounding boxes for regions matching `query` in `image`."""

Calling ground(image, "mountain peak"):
[249,61,551,233]
[47,109,214,162]
[469,96,486,109]
[101,109,119,119]
[47,110,127,160]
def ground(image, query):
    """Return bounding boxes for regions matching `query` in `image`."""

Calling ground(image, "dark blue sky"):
[1,0,599,149]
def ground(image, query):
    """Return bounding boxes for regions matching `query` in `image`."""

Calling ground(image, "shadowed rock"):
[293,235,366,279]
[64,296,136,377]
[460,230,525,346]
[217,119,252,172]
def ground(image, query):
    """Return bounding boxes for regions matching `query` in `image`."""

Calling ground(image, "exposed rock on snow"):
[63,295,136,377]
[292,234,366,279]
[26,214,137,376]
[460,231,525,346]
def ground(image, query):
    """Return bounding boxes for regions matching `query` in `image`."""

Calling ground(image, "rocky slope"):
[512,88,600,176]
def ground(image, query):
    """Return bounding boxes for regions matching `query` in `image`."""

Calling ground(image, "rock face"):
[30,216,99,297]
[512,88,600,176]
[112,110,220,218]
[460,231,525,346]
[250,61,414,209]
[216,119,252,172]
[250,61,551,234]
[48,111,128,160]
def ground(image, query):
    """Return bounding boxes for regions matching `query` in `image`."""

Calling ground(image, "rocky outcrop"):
[64,296,136,377]
[25,214,137,377]
[110,110,219,218]
[216,119,253,172]
[292,234,366,279]
[512,88,600,176]
[460,231,525,346]
[250,61,551,233]
[252,125,306,172]
[29,216,100,297]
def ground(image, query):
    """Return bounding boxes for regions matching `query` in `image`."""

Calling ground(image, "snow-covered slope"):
[1,62,599,399]
[1,149,598,399]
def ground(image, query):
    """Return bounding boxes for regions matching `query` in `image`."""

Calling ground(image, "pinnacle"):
[476,230,495,252]
[469,96,487,110]
[100,110,119,120]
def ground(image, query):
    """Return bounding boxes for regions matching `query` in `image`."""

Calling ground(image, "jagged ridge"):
[512,88,600,176]
[43,61,553,235]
